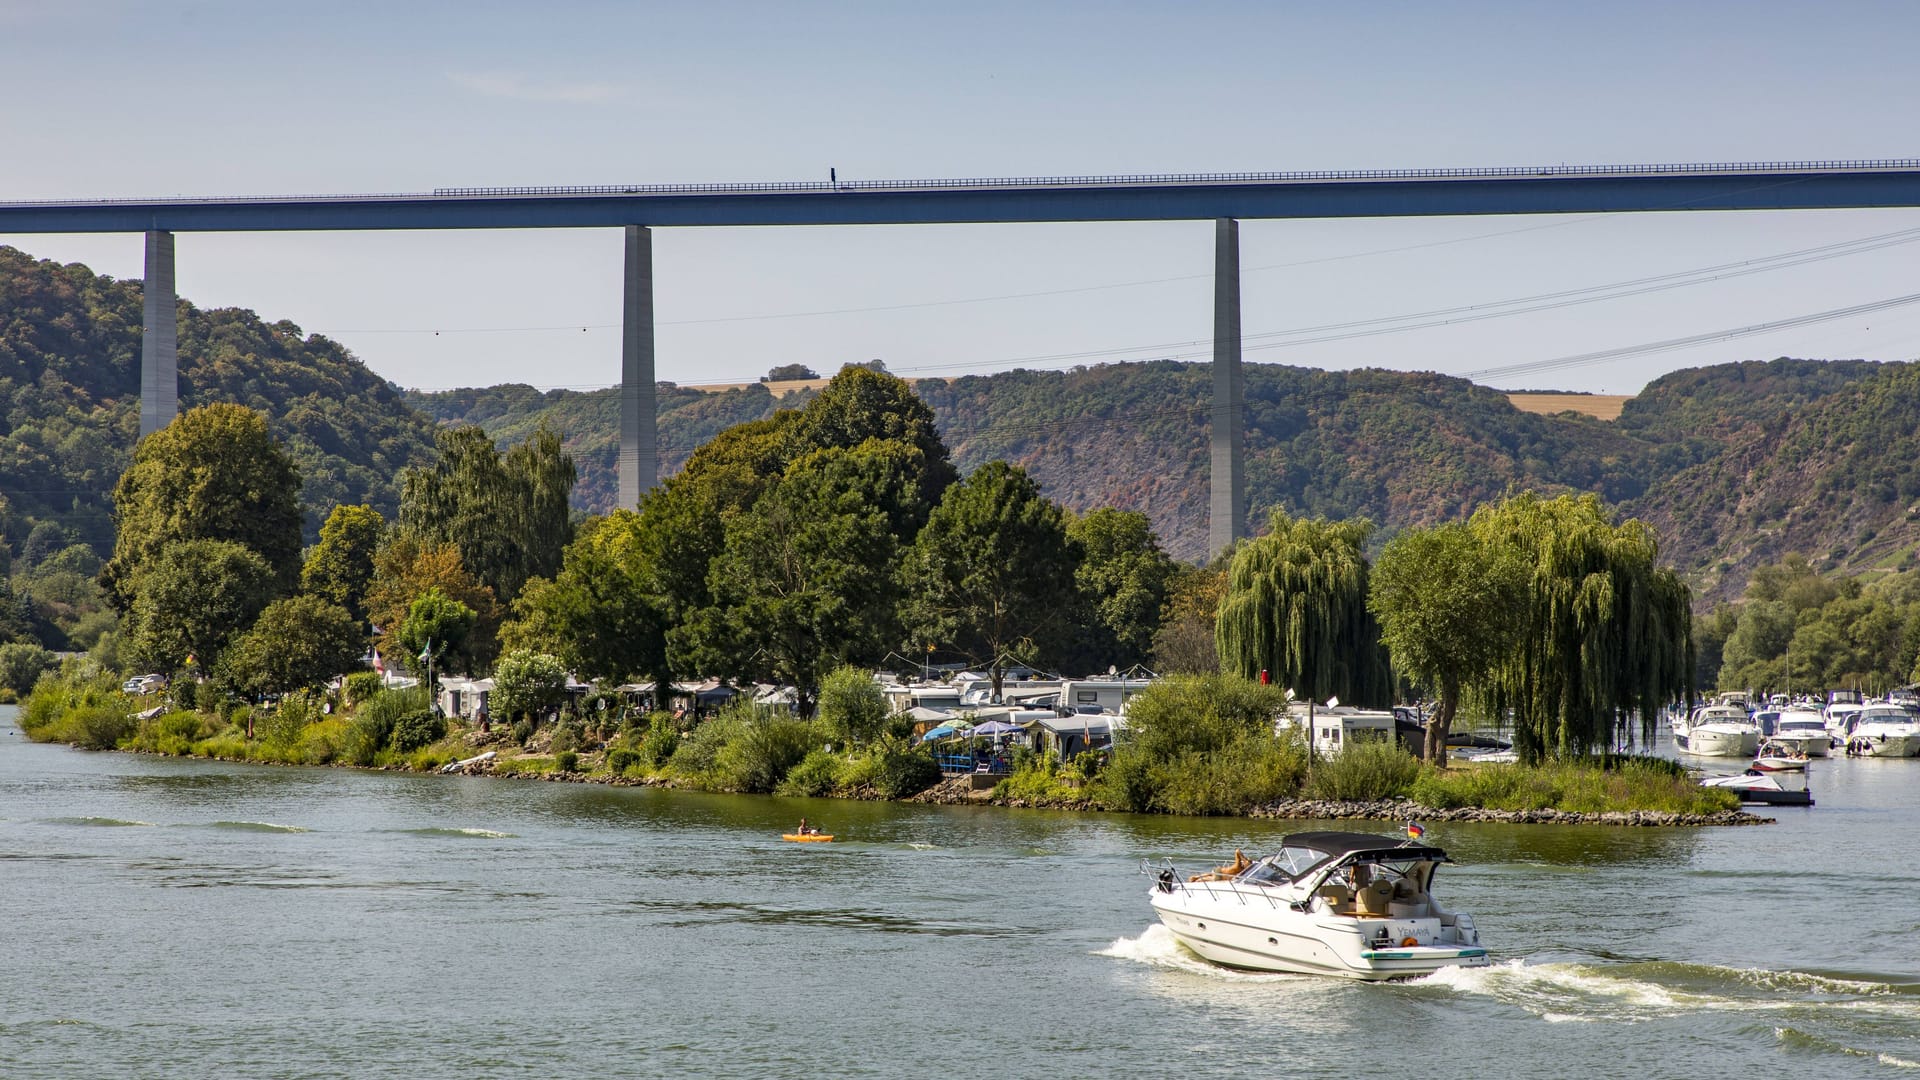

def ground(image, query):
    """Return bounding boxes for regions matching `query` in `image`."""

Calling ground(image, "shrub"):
[667,711,742,779]
[775,748,843,797]
[389,709,446,754]
[343,686,426,766]
[713,709,816,793]
[72,703,136,750]
[606,747,641,775]
[257,692,322,748]
[512,718,534,746]
[993,751,1091,805]
[639,712,680,766]
[841,734,939,799]
[168,678,198,713]
[127,709,206,756]
[344,672,385,707]
[1304,740,1422,801]
[551,718,582,755]
[554,750,579,773]
[18,667,131,747]
[1409,760,1739,815]
[0,642,56,697]
[1146,737,1310,816]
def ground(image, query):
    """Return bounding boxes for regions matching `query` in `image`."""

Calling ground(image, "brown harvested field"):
[1505,393,1632,421]
[684,376,947,398]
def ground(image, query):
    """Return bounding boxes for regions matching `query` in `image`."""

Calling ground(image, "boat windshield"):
[1239,845,1329,884]
[1778,717,1826,733]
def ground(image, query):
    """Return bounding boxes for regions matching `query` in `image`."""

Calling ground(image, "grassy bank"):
[16,667,1740,820]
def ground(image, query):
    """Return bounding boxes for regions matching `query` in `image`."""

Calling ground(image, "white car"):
[121,674,167,695]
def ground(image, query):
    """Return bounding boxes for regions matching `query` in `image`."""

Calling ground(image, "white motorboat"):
[1764,709,1832,757]
[1702,760,1814,806]
[1673,705,1761,757]
[1146,831,1489,981]
[1843,706,1920,758]
[1824,703,1864,743]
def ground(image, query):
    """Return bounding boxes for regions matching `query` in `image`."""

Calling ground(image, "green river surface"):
[3,705,1918,1078]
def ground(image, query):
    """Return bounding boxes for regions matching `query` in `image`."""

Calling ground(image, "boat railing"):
[1142,859,1285,908]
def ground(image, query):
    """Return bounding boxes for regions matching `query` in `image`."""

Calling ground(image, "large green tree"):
[1369,523,1526,763]
[901,462,1080,699]
[504,510,669,694]
[300,504,386,625]
[1215,511,1390,707]
[676,451,903,707]
[1469,492,1692,762]
[218,595,365,698]
[399,424,575,606]
[129,539,279,674]
[100,403,303,612]
[1067,507,1177,671]
[364,535,502,670]
[815,664,889,747]
[490,649,569,723]
[393,587,479,680]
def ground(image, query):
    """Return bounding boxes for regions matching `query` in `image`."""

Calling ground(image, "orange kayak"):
[781,833,834,842]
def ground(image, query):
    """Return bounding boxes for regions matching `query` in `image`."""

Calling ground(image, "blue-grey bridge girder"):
[15,159,1920,545]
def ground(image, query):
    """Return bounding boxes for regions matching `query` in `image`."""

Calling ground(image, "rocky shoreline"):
[1247,797,1771,827]
[146,751,1772,826]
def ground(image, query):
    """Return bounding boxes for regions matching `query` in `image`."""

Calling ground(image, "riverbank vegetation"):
[17,664,1738,819]
[8,332,1738,820]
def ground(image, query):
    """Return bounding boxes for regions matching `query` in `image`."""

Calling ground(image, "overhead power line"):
[1455,292,1920,381]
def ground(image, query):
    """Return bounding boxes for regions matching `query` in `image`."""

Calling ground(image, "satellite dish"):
[1326,696,1340,709]
[1108,665,1118,676]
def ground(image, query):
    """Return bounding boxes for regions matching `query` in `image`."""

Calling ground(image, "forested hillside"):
[0,246,439,551]
[8,244,1919,612]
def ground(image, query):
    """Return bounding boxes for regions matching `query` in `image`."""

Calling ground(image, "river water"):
[3,706,1917,1078]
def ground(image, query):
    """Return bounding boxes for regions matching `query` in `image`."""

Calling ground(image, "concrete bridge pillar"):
[1209,217,1244,560]
[140,229,178,436]
[618,224,658,507]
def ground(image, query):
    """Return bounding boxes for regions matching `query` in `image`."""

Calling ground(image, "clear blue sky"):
[5,0,1920,394]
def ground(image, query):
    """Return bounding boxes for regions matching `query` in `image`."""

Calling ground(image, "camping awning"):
[1033,714,1113,737]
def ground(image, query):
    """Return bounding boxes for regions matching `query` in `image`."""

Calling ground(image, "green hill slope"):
[0,246,439,550]
[10,243,1917,608]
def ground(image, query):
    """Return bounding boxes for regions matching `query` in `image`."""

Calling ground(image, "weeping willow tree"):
[1469,492,1693,762]
[1216,511,1392,707]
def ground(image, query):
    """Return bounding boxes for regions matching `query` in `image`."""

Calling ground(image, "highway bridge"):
[7,159,1920,556]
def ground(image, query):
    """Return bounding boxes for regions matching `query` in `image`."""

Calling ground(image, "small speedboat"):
[1146,831,1489,981]
[1702,761,1814,806]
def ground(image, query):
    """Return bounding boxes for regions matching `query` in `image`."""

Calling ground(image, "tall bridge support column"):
[618,224,658,507]
[1208,217,1244,560]
[140,230,178,436]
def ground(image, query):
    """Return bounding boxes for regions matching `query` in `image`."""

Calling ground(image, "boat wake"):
[392,827,515,839]
[1413,958,1920,1031]
[47,816,156,827]
[206,820,310,833]
[1097,924,1302,982]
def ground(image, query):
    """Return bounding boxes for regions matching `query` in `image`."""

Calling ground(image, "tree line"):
[85,367,1182,713]
[1215,493,1694,764]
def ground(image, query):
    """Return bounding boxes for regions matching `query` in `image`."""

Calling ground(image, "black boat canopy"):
[1282,831,1446,862]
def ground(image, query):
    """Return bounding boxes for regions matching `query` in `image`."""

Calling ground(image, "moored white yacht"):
[1764,708,1832,758]
[1673,705,1761,757]
[1146,831,1489,981]
[1843,705,1920,758]
[1824,703,1864,743]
